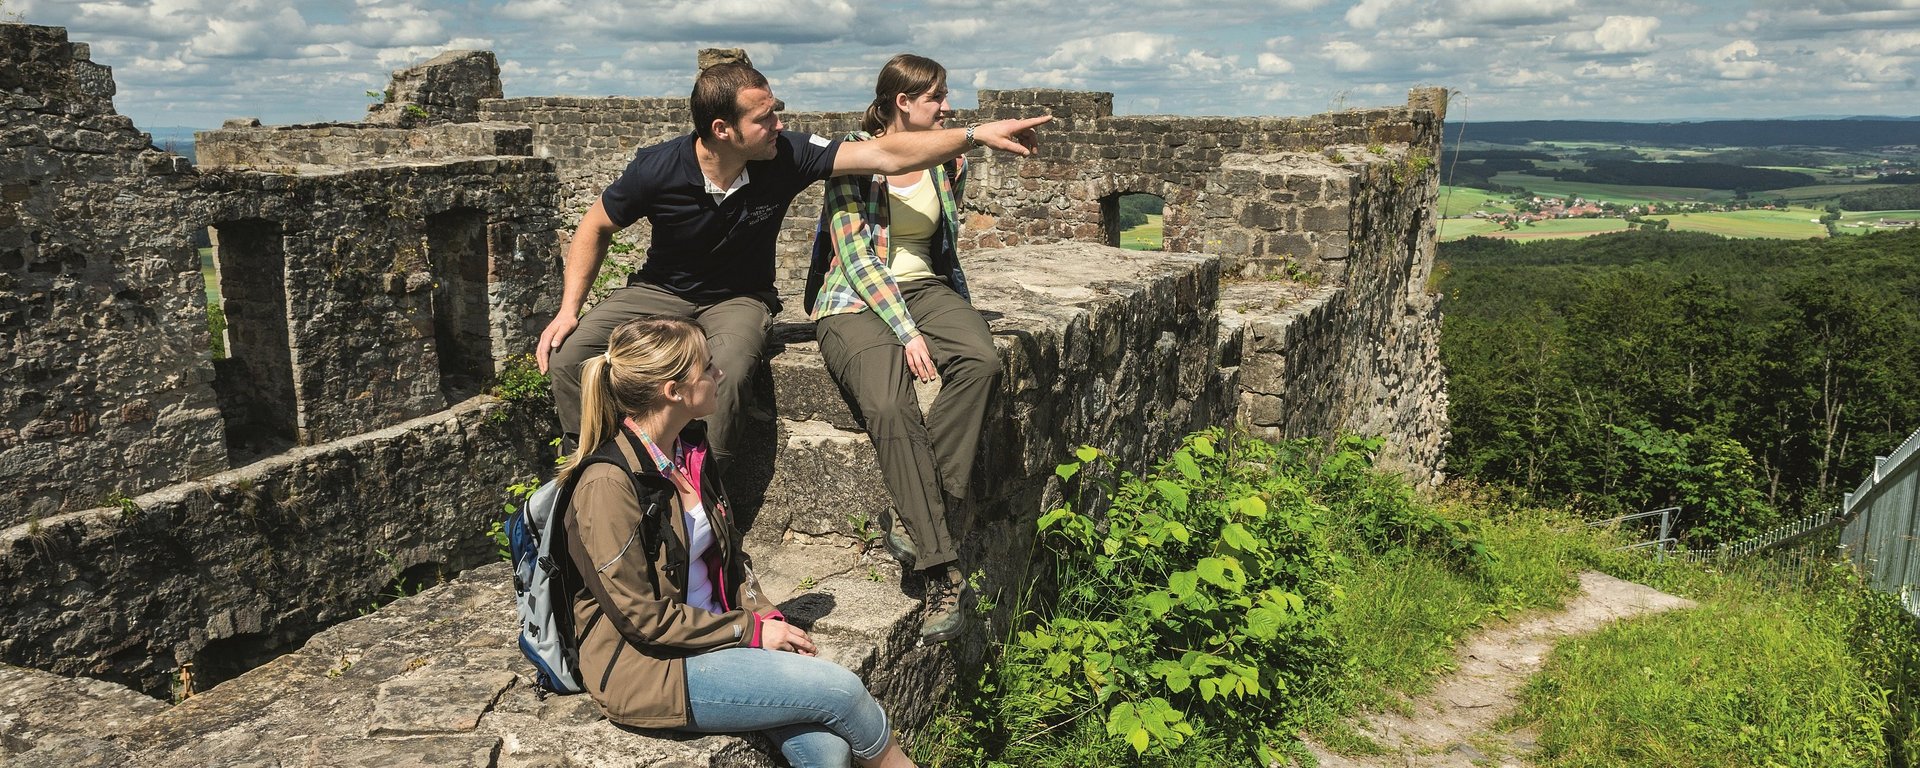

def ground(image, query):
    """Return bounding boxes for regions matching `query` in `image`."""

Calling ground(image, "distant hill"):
[1448,120,1920,150]
[145,126,204,159]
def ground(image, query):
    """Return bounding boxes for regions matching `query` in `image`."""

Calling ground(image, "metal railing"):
[1592,503,1844,565]
[1840,425,1920,614]
[1677,505,1844,563]
[1589,506,1678,562]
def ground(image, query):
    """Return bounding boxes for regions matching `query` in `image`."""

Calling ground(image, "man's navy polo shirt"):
[600,131,841,307]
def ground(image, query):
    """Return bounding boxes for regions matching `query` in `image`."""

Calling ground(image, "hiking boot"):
[919,565,968,644]
[878,506,917,569]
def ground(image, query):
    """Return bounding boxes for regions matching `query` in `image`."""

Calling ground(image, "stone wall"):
[194,121,532,170]
[0,33,1453,765]
[193,158,561,445]
[0,23,566,525]
[2,24,226,522]
[0,397,554,698]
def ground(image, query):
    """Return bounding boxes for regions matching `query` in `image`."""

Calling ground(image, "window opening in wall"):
[196,228,224,359]
[425,208,493,402]
[208,219,297,463]
[1105,193,1166,251]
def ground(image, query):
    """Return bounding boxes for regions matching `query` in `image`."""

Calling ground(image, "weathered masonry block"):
[2,32,1450,766]
[1,24,565,523]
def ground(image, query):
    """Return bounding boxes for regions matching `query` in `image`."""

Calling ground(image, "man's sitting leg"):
[691,293,773,470]
[549,283,699,448]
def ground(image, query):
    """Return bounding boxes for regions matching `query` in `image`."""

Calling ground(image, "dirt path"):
[1307,571,1695,767]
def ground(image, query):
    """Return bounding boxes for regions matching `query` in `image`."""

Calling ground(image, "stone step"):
[0,663,168,766]
[106,557,925,768]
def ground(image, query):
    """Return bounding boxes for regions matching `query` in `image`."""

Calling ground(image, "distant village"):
[1468,196,1917,230]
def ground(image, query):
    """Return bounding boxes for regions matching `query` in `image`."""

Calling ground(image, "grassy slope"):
[1120,214,1164,250]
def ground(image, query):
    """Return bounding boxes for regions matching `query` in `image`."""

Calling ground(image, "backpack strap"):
[556,432,679,648]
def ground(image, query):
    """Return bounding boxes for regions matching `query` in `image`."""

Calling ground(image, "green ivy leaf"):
[1220,523,1261,553]
[1191,435,1215,457]
[1076,445,1100,463]
[1107,701,1139,736]
[1246,606,1282,640]
[1165,520,1191,544]
[1153,661,1191,692]
[1140,590,1174,617]
[1152,480,1189,511]
[1055,461,1081,481]
[1172,450,1200,480]
[1232,495,1268,519]
[1128,727,1150,754]
[1168,571,1199,599]
[1197,556,1247,591]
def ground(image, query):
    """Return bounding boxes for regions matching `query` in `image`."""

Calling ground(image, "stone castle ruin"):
[1,23,1448,765]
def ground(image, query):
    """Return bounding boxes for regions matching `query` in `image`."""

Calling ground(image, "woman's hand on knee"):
[761,618,817,656]
[903,336,938,383]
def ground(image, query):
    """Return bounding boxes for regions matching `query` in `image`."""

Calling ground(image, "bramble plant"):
[934,429,1496,765]
[1007,431,1350,761]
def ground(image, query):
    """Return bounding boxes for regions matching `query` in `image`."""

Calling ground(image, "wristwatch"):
[965,125,983,149]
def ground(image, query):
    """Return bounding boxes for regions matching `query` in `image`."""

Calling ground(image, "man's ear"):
[710,118,732,141]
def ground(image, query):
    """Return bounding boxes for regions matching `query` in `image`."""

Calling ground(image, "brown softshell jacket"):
[562,423,781,728]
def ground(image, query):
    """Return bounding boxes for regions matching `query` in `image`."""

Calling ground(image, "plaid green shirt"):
[805,131,970,344]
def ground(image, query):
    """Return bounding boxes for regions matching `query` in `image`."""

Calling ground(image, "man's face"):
[719,87,782,161]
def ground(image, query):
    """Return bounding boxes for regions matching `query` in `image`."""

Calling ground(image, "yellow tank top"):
[886,175,938,283]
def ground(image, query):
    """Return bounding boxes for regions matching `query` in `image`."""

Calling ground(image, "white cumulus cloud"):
[1554,15,1660,55]
[1696,40,1780,79]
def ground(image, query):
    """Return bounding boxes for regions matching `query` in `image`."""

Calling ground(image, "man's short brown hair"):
[691,63,771,141]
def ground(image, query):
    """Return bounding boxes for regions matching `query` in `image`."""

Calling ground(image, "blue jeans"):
[682,647,892,768]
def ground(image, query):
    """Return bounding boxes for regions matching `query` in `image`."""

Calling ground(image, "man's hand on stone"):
[975,115,1051,156]
[536,315,578,373]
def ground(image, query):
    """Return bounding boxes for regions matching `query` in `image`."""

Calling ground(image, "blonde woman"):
[560,316,919,768]
[805,54,1002,644]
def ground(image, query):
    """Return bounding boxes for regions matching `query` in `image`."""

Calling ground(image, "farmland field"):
[1437,186,1516,218]
[1834,209,1920,235]
[1485,172,1729,204]
[1771,182,1903,203]
[1641,207,1828,239]
[1439,216,1630,241]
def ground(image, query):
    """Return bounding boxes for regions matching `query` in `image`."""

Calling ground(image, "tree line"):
[1438,229,1920,544]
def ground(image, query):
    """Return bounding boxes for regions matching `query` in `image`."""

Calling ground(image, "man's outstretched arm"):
[536,199,620,372]
[832,115,1051,177]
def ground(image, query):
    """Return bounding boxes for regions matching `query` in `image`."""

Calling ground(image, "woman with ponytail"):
[804,54,1001,645]
[563,316,920,768]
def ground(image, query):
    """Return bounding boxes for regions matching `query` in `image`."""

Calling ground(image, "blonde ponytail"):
[558,317,705,483]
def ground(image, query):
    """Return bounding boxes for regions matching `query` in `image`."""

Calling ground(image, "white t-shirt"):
[683,502,725,614]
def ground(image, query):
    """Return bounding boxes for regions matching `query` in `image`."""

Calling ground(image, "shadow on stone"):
[775,593,838,628]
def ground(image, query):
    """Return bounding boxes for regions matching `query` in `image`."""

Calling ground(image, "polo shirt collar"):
[704,167,750,203]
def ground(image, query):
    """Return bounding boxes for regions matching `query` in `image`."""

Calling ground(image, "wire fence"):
[1677,505,1845,563]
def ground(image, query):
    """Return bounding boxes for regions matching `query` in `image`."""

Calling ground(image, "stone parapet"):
[194,122,534,170]
[0,396,557,700]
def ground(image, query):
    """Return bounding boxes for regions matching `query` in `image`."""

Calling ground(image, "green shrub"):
[943,430,1514,765]
[490,354,550,403]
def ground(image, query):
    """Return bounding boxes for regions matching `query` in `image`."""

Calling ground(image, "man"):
[537,62,1047,469]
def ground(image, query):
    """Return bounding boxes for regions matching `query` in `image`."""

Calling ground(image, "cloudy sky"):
[12,0,1920,131]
